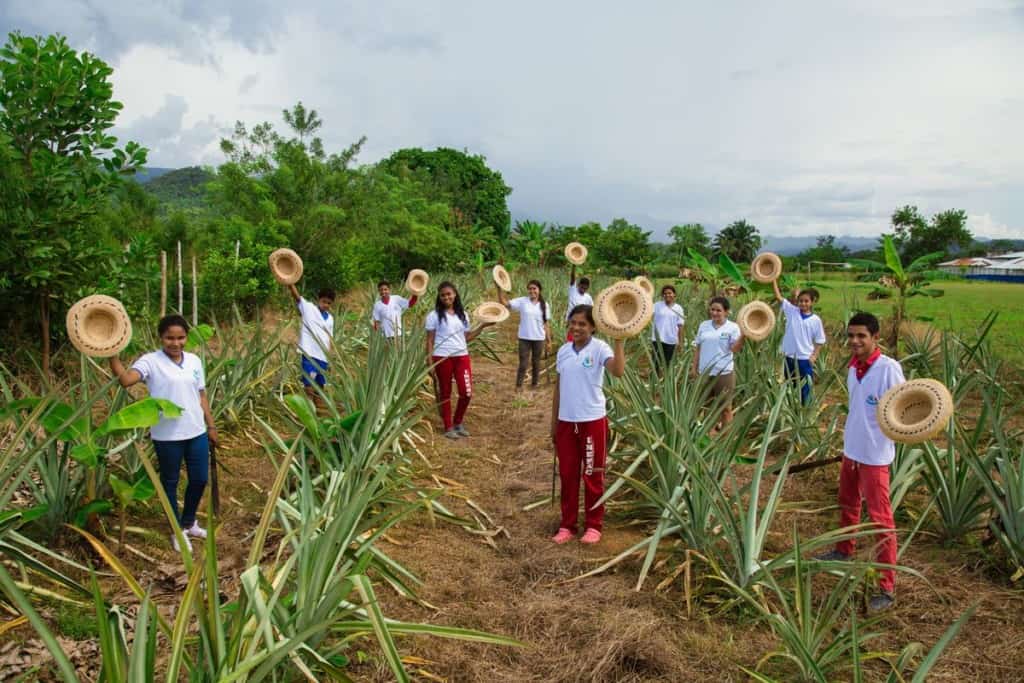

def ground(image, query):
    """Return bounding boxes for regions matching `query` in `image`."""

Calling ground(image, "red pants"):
[554,418,607,533]
[432,355,472,431]
[835,456,897,593]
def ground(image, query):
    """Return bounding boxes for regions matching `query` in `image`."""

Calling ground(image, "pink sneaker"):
[551,528,574,544]
[580,528,602,544]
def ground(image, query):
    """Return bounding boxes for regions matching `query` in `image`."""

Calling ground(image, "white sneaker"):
[184,521,207,539]
[171,533,192,553]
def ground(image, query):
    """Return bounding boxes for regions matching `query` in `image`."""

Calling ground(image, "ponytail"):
[528,279,547,323]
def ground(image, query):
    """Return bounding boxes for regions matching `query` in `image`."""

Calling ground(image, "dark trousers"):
[153,432,209,528]
[784,356,815,405]
[652,341,676,371]
[517,339,545,387]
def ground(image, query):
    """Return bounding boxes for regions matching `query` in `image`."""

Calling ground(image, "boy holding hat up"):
[817,311,905,612]
[565,264,592,341]
[772,279,826,405]
[286,283,335,400]
[372,280,417,339]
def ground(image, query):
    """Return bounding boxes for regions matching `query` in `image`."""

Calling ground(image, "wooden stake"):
[191,254,198,326]
[160,251,167,317]
[177,241,184,314]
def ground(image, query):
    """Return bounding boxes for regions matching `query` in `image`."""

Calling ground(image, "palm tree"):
[713,220,762,262]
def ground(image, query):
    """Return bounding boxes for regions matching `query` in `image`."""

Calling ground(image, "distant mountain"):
[142,166,214,205]
[133,167,176,183]
[759,235,880,256]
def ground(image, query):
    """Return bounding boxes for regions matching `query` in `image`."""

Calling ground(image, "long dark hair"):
[434,281,468,327]
[528,279,547,324]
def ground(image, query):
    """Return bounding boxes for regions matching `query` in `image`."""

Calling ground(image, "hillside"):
[141,166,214,205]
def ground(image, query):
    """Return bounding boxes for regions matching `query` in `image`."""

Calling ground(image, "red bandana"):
[381,295,390,305]
[849,347,881,381]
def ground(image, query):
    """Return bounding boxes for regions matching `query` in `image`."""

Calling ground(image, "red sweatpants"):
[432,355,472,431]
[835,456,897,593]
[554,418,608,534]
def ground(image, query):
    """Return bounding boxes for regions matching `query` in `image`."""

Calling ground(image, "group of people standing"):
[107,256,905,611]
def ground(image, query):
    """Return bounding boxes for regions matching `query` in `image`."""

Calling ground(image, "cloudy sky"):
[3,1,1022,240]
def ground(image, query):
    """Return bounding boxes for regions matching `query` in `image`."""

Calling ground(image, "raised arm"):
[109,356,142,388]
[497,288,510,308]
[569,264,577,286]
[287,283,301,304]
[606,339,626,378]
[771,278,784,304]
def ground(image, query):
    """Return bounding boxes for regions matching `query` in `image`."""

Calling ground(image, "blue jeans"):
[301,355,328,387]
[784,356,815,405]
[153,433,209,528]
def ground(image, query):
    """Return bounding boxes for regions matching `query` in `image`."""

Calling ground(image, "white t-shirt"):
[509,297,550,341]
[298,298,334,362]
[693,319,742,376]
[845,355,906,466]
[425,310,471,358]
[372,296,411,338]
[566,284,594,320]
[131,350,207,442]
[651,301,685,344]
[556,338,615,422]
[780,299,826,360]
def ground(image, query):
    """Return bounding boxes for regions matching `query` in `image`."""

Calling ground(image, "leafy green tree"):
[712,220,762,263]
[668,223,710,262]
[795,235,849,266]
[597,218,653,270]
[0,32,147,371]
[381,147,513,240]
[890,205,972,262]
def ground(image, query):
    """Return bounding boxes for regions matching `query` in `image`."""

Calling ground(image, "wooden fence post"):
[192,254,198,326]
[177,241,183,314]
[160,250,167,317]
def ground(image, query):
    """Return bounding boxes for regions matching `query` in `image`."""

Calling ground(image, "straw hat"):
[405,269,429,296]
[66,295,133,358]
[492,264,512,292]
[750,252,783,284]
[633,275,655,298]
[876,378,954,444]
[474,301,510,324]
[736,300,776,341]
[593,281,654,340]
[268,248,303,285]
[565,242,588,266]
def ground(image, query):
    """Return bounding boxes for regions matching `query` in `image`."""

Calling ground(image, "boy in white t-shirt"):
[565,264,592,341]
[286,283,335,400]
[772,280,826,405]
[816,312,905,613]
[372,279,418,339]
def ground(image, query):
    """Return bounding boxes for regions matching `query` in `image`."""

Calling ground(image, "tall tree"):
[796,235,849,265]
[0,32,147,371]
[889,205,972,262]
[668,223,711,262]
[599,218,653,269]
[712,220,762,262]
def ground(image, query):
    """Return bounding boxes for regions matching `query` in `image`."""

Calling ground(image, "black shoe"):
[867,591,895,613]
[814,549,851,562]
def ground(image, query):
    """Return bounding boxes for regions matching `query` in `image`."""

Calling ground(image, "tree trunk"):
[40,290,51,375]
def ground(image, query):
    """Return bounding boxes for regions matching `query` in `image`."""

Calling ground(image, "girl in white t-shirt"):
[691,296,744,429]
[425,282,495,440]
[549,304,626,545]
[109,315,217,554]
[498,279,552,388]
[650,283,685,369]
[772,280,826,405]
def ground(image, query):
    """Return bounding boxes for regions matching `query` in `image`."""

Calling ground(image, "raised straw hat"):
[405,269,429,296]
[593,280,654,340]
[564,242,588,266]
[268,248,304,285]
[876,378,953,444]
[750,252,783,284]
[474,301,510,324]
[66,295,133,358]
[492,264,512,292]
[633,275,655,298]
[736,300,777,342]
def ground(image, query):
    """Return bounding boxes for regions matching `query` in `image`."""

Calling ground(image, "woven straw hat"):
[876,378,953,444]
[474,301,510,324]
[594,280,654,340]
[405,269,429,296]
[66,295,133,358]
[633,275,655,298]
[565,242,588,265]
[268,248,303,285]
[492,264,512,292]
[750,252,783,284]
[736,300,776,341]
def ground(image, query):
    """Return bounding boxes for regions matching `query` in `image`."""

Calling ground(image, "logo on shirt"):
[193,369,201,383]
[866,394,879,406]
[581,354,593,369]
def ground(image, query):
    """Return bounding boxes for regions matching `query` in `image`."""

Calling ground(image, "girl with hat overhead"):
[497,279,552,389]
[772,279,826,405]
[372,279,418,339]
[550,304,626,545]
[109,315,217,553]
[691,296,744,430]
[651,284,685,369]
[426,282,495,440]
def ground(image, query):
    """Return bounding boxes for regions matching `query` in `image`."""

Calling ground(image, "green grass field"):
[807,278,1024,364]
